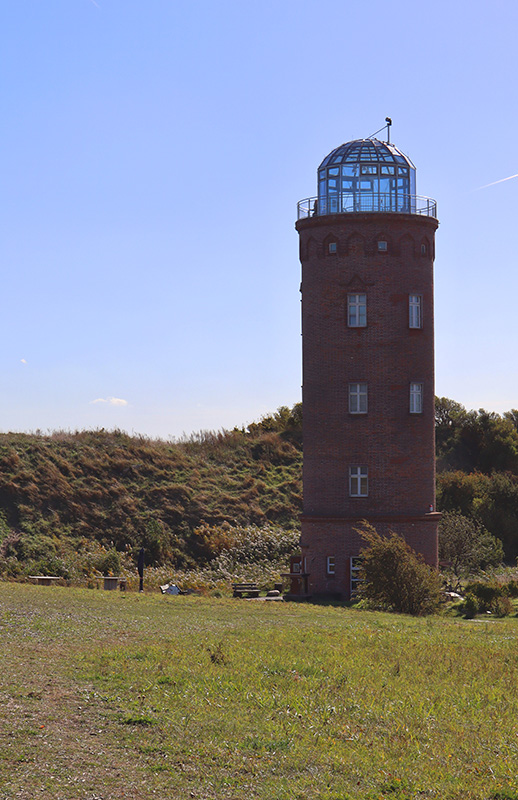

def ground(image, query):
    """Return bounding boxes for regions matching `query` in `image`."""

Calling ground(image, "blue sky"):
[1,0,517,438]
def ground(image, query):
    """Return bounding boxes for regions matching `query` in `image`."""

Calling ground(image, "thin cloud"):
[20,359,27,365]
[91,397,129,407]
[88,0,100,7]
[476,173,518,190]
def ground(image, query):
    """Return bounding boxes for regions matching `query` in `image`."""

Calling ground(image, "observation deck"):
[298,137,437,220]
[297,194,437,220]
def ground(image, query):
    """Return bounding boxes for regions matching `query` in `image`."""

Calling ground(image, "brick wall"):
[296,212,439,598]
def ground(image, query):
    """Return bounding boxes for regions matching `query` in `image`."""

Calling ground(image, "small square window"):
[328,242,337,254]
[349,383,368,414]
[327,556,335,576]
[410,382,423,414]
[347,294,367,327]
[377,241,388,252]
[349,465,368,497]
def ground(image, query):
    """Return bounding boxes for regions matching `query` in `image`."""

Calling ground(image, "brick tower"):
[295,134,440,599]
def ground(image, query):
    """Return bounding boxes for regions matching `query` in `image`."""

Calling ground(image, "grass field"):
[0,584,517,800]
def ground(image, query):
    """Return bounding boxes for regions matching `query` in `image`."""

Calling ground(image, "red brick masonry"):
[296,212,439,598]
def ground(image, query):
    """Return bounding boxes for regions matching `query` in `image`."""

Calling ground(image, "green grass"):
[0,584,517,799]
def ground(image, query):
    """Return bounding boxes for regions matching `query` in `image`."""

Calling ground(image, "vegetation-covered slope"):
[3,397,518,577]
[0,405,302,574]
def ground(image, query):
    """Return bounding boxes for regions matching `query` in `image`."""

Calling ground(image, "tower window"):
[377,240,388,252]
[328,242,337,254]
[410,383,423,414]
[349,383,368,414]
[347,293,367,327]
[326,556,336,575]
[421,243,427,255]
[349,466,368,497]
[409,294,422,329]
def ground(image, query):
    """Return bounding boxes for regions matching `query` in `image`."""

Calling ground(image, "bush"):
[493,595,513,617]
[464,580,501,612]
[357,524,442,616]
[503,579,518,598]
[463,580,513,616]
[439,511,503,587]
[462,593,479,619]
[97,548,121,576]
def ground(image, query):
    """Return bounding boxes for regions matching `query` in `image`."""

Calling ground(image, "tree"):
[439,511,504,587]
[437,470,518,560]
[356,523,442,615]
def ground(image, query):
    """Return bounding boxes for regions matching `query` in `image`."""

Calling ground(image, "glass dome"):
[317,138,417,215]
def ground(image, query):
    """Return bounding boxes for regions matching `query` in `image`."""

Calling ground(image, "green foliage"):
[439,511,504,585]
[97,548,121,576]
[0,409,303,577]
[463,580,513,616]
[198,523,300,588]
[437,470,518,560]
[357,523,442,615]
[435,398,518,474]
[462,592,478,619]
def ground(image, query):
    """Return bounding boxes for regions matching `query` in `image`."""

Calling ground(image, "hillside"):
[0,405,302,575]
[3,397,518,578]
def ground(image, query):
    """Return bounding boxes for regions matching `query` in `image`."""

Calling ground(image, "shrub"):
[357,523,442,616]
[439,511,503,587]
[463,580,514,615]
[464,580,502,612]
[503,579,518,598]
[97,548,121,576]
[462,593,479,619]
[493,595,513,617]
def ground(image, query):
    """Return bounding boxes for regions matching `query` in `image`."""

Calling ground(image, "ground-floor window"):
[350,556,363,597]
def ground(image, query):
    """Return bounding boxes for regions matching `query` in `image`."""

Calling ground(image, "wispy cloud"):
[91,397,129,407]
[88,0,100,7]
[477,173,518,190]
[20,359,27,365]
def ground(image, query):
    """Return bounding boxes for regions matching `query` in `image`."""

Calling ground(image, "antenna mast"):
[385,117,392,144]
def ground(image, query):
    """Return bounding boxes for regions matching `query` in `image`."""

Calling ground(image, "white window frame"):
[349,382,368,414]
[347,293,367,327]
[350,556,362,597]
[409,294,422,329]
[349,465,368,497]
[328,241,337,254]
[410,382,423,414]
[326,556,335,575]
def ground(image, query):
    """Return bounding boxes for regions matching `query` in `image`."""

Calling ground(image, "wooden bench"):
[232,582,260,598]
[28,576,61,586]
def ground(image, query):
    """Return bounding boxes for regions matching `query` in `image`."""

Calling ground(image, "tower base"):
[300,514,440,600]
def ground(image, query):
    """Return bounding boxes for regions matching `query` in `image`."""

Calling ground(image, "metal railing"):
[297,193,437,220]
